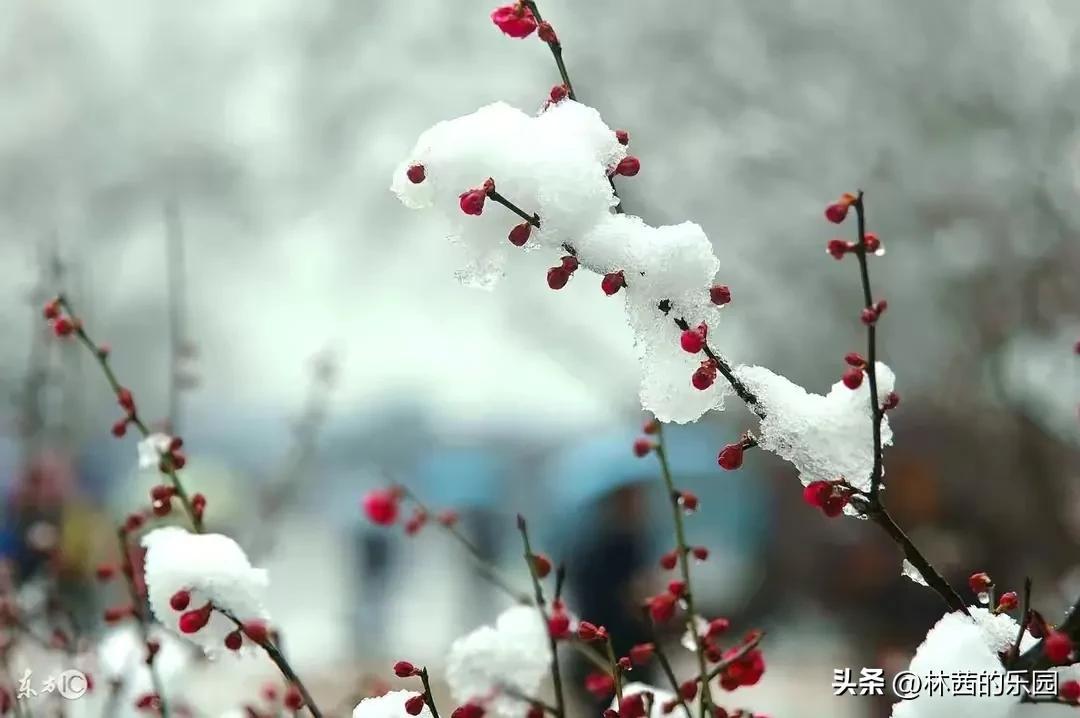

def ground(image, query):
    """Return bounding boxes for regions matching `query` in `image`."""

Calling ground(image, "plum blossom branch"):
[218,609,324,718]
[420,667,442,718]
[702,631,765,681]
[850,193,885,502]
[117,528,169,717]
[516,515,566,718]
[50,295,204,533]
[652,425,713,718]
[642,610,693,718]
[520,1,574,100]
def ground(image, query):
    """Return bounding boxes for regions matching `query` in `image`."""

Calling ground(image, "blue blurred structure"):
[546,423,772,559]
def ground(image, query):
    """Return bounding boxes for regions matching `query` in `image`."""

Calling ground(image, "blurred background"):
[0,0,1079,715]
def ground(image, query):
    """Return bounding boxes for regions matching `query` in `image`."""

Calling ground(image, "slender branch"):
[488,190,540,227]
[603,637,623,703]
[703,631,765,682]
[851,193,885,501]
[420,668,442,718]
[117,528,169,717]
[642,609,692,718]
[54,295,203,533]
[517,515,566,718]
[500,686,558,716]
[653,426,712,718]
[521,2,574,100]
[220,610,323,718]
[1007,578,1033,668]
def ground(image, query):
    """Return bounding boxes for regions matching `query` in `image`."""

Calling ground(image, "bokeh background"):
[0,0,1079,716]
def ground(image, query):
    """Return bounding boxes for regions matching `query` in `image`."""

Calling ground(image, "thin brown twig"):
[703,631,765,682]
[117,528,169,717]
[851,193,885,502]
[517,515,566,718]
[420,668,442,718]
[641,609,692,718]
[55,295,203,533]
[220,610,323,718]
[653,425,712,718]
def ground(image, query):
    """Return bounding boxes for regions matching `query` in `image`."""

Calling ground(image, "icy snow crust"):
[735,362,895,495]
[353,690,434,718]
[392,100,729,423]
[142,527,270,655]
[888,607,1080,718]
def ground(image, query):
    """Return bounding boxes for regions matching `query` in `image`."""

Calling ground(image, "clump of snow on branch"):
[890,608,1042,718]
[735,362,896,493]
[142,527,270,655]
[353,690,434,718]
[445,605,552,718]
[901,559,929,587]
[137,433,172,470]
[392,100,731,422]
[98,625,191,710]
[614,683,693,718]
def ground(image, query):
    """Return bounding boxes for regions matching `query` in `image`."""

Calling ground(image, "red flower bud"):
[629,642,655,665]
[717,443,744,471]
[860,307,878,325]
[1061,679,1080,702]
[841,367,864,390]
[394,661,420,678]
[883,391,900,410]
[648,592,677,623]
[667,580,686,598]
[679,491,699,511]
[803,481,832,508]
[614,156,640,177]
[680,328,705,354]
[406,164,425,184]
[284,684,304,711]
[844,352,865,367]
[1045,630,1073,664]
[111,419,128,438]
[968,572,992,594]
[531,553,552,579]
[659,551,678,570]
[679,681,698,700]
[508,222,531,247]
[548,611,571,639]
[459,189,487,216]
[547,266,570,290]
[224,630,243,651]
[549,84,569,104]
[996,592,1018,613]
[584,672,615,699]
[242,620,270,644]
[864,232,881,253]
[825,202,850,224]
[537,21,558,44]
[95,564,116,581]
[633,438,652,458]
[117,387,135,413]
[691,546,709,561]
[709,285,731,306]
[490,3,538,38]
[691,364,716,391]
[874,299,888,316]
[178,602,213,634]
[642,418,659,435]
[578,621,607,642]
[827,238,853,260]
[601,271,626,296]
[43,299,60,320]
[362,489,399,526]
[52,317,74,337]
[406,694,427,716]
[706,618,730,637]
[615,130,629,146]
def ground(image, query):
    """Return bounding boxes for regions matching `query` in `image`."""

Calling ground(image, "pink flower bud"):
[362,489,399,526]
[490,3,538,38]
